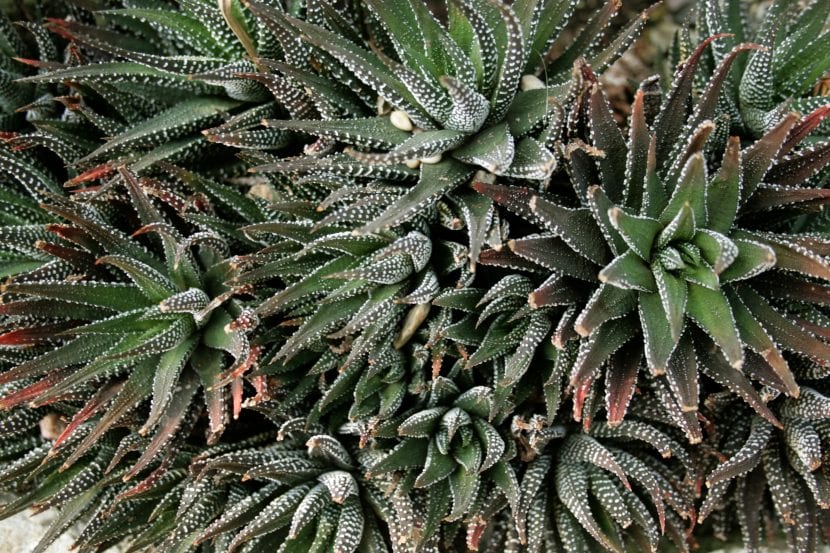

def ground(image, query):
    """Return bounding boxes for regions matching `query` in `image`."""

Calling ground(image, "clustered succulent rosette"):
[690,0,830,139]
[1,0,830,552]
[478,38,830,442]
[696,386,830,552]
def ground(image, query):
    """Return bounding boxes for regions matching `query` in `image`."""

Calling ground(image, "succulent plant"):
[478,40,830,441]
[1,0,830,552]
[0,166,269,462]
[241,0,654,249]
[511,410,695,553]
[693,0,830,139]
[698,388,830,552]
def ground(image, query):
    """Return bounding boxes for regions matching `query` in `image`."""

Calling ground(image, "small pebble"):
[521,74,546,91]
[421,154,442,164]
[39,413,65,440]
[390,110,414,131]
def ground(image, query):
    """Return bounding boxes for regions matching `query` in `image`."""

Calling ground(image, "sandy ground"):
[0,508,76,553]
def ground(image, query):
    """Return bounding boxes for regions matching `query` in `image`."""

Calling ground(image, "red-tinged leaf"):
[741,112,799,200]
[574,284,637,337]
[35,241,97,271]
[0,371,66,410]
[42,200,164,270]
[654,34,730,162]
[727,289,798,396]
[215,341,261,389]
[697,339,781,428]
[508,236,599,281]
[117,166,166,225]
[786,234,830,256]
[113,457,176,505]
[779,105,830,158]
[529,195,612,265]
[59,359,155,471]
[753,274,830,305]
[64,163,115,187]
[0,299,105,320]
[570,318,637,389]
[45,224,99,252]
[691,43,759,128]
[0,322,76,346]
[478,247,548,273]
[738,286,830,368]
[529,275,584,309]
[624,89,649,212]
[52,381,124,450]
[124,370,199,481]
[799,317,830,341]
[232,377,244,420]
[472,181,539,223]
[572,376,594,425]
[605,341,642,426]
[765,141,830,187]
[742,350,789,392]
[741,185,830,213]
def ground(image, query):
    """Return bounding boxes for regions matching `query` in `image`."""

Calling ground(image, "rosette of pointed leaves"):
[35,0,273,103]
[235,198,468,426]
[241,0,653,245]
[426,273,555,416]
[477,41,830,437]
[510,409,695,553]
[694,0,830,139]
[15,0,304,173]
[0,408,277,553]
[365,380,517,548]
[191,424,390,553]
[0,166,269,472]
[698,388,830,552]
[0,8,65,131]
